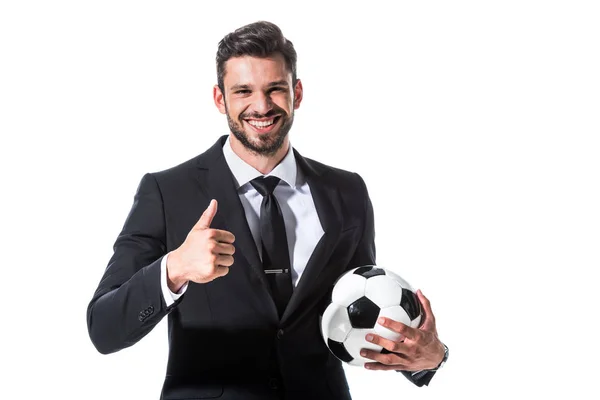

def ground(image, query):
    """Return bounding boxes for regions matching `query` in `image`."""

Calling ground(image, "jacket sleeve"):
[348,173,438,387]
[86,173,181,354]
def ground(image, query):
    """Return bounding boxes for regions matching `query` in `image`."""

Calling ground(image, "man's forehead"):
[223,55,292,86]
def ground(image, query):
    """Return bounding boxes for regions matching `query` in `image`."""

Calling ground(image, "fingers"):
[360,347,410,370]
[214,265,230,278]
[365,333,409,355]
[210,229,236,244]
[417,289,431,314]
[214,242,235,256]
[361,333,410,368]
[377,317,417,340]
[363,362,410,371]
[190,200,236,243]
[416,289,436,331]
[215,254,234,268]
[194,199,218,230]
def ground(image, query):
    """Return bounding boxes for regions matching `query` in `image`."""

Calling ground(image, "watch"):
[431,343,449,371]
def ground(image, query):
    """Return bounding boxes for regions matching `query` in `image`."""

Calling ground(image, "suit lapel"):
[280,150,343,325]
[196,137,278,318]
[194,137,344,325]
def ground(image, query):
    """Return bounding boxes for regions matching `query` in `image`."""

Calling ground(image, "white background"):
[1,1,599,399]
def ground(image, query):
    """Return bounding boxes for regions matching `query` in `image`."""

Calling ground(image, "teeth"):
[247,118,276,128]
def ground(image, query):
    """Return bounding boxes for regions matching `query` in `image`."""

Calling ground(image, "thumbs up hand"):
[166,200,236,291]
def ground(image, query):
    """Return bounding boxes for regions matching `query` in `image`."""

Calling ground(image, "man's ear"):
[293,79,303,110]
[214,85,227,114]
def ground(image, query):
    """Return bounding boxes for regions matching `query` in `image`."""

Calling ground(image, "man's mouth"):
[243,115,282,133]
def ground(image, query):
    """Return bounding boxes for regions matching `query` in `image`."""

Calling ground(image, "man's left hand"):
[360,289,445,371]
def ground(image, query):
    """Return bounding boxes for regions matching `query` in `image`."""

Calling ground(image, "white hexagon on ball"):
[331,273,367,307]
[364,275,403,308]
[320,303,352,343]
[385,269,415,292]
[374,305,412,342]
[343,328,382,367]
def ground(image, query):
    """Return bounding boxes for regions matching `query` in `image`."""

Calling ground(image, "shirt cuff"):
[161,252,188,307]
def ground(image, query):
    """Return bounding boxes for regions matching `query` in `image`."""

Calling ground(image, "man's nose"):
[252,92,273,115]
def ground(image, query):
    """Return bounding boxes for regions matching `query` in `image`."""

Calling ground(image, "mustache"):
[240,111,282,120]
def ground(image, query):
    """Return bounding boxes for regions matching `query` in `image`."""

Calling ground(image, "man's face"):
[214,54,303,156]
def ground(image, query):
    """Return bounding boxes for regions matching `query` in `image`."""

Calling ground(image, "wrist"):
[430,343,449,371]
[166,251,188,293]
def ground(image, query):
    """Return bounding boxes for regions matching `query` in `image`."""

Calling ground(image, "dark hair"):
[216,21,297,93]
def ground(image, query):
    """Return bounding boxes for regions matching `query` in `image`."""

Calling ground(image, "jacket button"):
[268,378,279,390]
[277,329,284,339]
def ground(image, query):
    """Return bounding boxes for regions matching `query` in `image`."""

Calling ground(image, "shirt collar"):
[222,136,298,190]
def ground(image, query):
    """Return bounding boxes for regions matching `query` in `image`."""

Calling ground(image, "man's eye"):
[271,87,285,92]
[235,90,250,94]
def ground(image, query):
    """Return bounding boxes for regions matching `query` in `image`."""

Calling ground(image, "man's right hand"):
[166,199,235,292]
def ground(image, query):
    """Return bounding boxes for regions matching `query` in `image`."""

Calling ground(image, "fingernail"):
[366,334,374,342]
[365,364,372,369]
[378,317,385,325]
[361,350,367,357]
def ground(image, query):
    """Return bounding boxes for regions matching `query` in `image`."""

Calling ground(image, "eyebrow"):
[230,81,290,91]
[230,84,251,91]
[267,80,289,88]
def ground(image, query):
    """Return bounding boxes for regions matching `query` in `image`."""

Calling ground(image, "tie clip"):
[264,269,290,274]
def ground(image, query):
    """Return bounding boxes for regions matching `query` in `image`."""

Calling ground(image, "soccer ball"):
[320,265,422,367]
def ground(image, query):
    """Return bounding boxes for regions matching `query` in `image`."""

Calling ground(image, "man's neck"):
[229,134,289,175]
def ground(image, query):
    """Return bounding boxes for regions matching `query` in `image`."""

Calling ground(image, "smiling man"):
[87,21,447,400]
[216,52,299,171]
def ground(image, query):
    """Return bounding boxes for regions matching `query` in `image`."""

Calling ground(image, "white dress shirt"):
[160,136,324,307]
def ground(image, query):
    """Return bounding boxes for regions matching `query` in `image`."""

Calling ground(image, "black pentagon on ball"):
[400,288,422,321]
[347,296,380,328]
[327,338,353,362]
[353,266,386,279]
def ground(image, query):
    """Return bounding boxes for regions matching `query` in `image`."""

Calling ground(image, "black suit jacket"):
[87,135,435,399]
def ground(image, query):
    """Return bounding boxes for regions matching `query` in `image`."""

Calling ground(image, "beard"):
[226,103,294,157]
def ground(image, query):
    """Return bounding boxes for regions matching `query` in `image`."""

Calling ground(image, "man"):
[87,21,448,400]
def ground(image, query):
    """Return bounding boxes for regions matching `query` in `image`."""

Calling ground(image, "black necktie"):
[250,176,293,318]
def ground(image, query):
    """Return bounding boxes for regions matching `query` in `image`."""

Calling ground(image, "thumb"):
[194,199,217,230]
[416,289,436,331]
